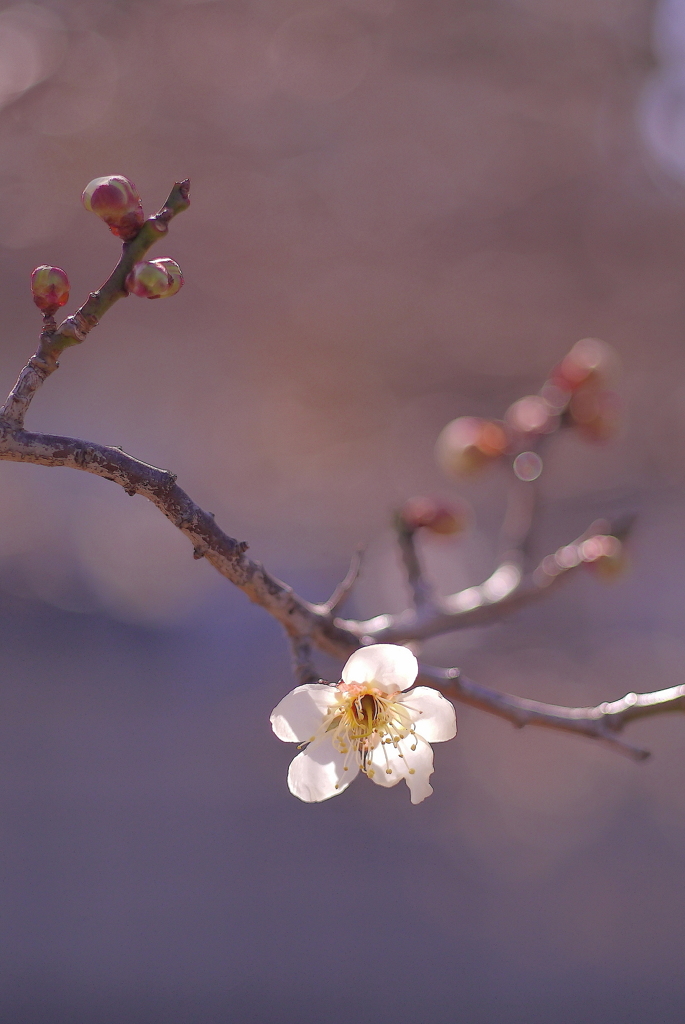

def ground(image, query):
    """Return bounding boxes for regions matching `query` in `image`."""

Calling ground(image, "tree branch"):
[0,177,674,766]
[395,516,435,610]
[0,426,361,659]
[338,518,630,644]
[0,180,190,428]
[0,425,675,759]
[290,635,319,685]
[318,545,364,615]
[421,665,685,761]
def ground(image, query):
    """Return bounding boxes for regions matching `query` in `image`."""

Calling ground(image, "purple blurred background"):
[3,0,685,1020]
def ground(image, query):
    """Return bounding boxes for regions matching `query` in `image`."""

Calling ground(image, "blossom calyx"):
[31,265,70,316]
[82,175,145,241]
[126,259,184,299]
[271,644,457,804]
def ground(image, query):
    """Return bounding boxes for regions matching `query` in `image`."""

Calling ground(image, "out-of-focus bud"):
[399,496,470,536]
[82,175,145,241]
[126,259,184,299]
[31,265,70,316]
[435,416,508,478]
[579,535,627,581]
[505,395,557,436]
[539,381,571,414]
[550,338,616,393]
[568,388,618,442]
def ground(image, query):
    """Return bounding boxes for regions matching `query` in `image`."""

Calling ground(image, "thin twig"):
[421,665,685,760]
[395,517,434,610]
[0,181,190,427]
[339,519,631,644]
[499,474,537,567]
[319,546,364,615]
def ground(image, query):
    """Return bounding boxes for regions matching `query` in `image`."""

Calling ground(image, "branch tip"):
[322,545,364,614]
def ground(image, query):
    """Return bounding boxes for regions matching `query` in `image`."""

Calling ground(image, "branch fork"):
[0,178,678,764]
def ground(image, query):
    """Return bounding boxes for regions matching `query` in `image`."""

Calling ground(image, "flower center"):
[349,693,384,736]
[300,682,420,787]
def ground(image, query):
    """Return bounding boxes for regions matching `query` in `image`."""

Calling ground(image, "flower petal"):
[368,735,435,804]
[270,683,339,743]
[287,738,359,802]
[342,644,418,693]
[398,687,457,743]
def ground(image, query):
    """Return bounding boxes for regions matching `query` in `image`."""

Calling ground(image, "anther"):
[386,768,392,774]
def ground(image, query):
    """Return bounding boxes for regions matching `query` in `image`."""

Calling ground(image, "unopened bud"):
[153,258,183,296]
[31,265,70,316]
[400,496,470,536]
[505,395,557,436]
[82,175,144,241]
[126,259,184,299]
[551,338,616,393]
[435,417,508,478]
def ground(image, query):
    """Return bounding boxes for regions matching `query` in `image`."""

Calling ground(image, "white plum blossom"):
[270,644,457,804]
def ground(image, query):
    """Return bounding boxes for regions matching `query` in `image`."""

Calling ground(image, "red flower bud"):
[126,259,184,299]
[550,338,616,394]
[435,417,508,478]
[82,175,144,241]
[400,496,470,536]
[153,258,183,296]
[30,265,70,316]
[505,395,557,436]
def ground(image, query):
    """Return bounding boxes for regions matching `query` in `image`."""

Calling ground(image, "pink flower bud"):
[82,175,144,241]
[550,338,616,394]
[126,259,184,299]
[153,258,183,296]
[435,417,509,478]
[400,496,470,536]
[505,395,557,437]
[31,265,70,316]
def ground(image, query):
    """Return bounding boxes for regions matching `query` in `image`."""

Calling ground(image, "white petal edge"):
[342,644,418,693]
[368,735,435,804]
[270,683,339,743]
[287,738,359,802]
[398,687,457,743]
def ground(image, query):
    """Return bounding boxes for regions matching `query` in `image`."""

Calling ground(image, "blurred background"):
[2,0,685,1020]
